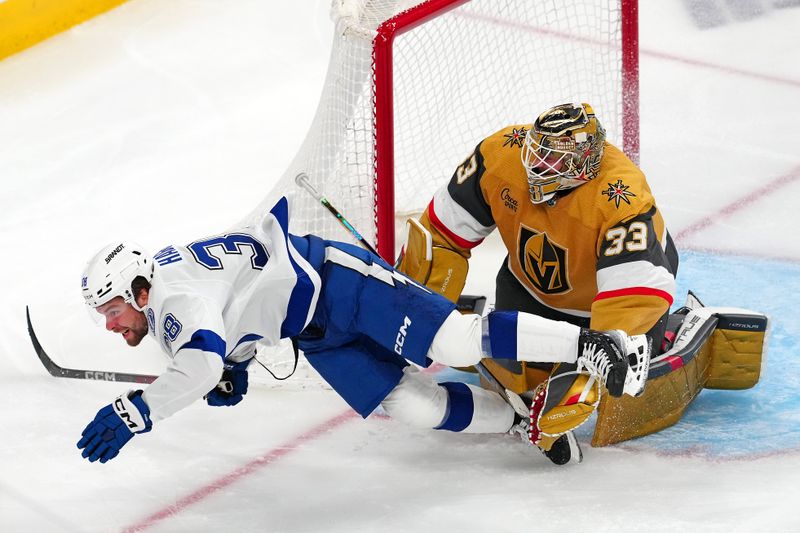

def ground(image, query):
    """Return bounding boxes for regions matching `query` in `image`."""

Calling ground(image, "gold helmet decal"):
[518,226,570,294]
[521,103,606,204]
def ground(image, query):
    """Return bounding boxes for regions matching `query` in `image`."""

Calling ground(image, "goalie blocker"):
[396,218,468,303]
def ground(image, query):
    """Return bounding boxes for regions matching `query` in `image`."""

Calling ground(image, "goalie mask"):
[521,103,606,204]
[81,241,154,311]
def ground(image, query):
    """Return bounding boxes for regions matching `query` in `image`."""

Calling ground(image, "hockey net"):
[241,0,639,388]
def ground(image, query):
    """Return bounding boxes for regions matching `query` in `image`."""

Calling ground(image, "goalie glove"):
[528,364,600,452]
[77,390,152,463]
[506,382,584,465]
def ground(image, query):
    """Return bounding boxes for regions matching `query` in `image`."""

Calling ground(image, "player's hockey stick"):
[295,172,379,256]
[26,306,157,384]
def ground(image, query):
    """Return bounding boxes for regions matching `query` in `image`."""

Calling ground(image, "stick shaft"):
[295,173,379,256]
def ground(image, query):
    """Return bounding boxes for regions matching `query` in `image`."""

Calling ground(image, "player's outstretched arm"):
[77,390,152,463]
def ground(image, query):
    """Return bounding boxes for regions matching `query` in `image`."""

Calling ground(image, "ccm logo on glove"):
[113,395,149,431]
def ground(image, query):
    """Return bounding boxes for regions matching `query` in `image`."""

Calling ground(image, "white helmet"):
[81,241,154,311]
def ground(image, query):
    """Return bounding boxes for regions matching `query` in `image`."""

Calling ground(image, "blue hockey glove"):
[206,359,250,407]
[77,390,152,463]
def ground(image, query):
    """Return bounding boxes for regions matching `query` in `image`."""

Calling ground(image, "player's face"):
[96,297,149,347]
[531,149,567,176]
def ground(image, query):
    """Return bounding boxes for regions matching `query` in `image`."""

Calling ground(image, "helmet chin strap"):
[125,288,147,312]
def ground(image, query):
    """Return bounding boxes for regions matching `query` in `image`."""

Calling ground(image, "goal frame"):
[372,0,639,260]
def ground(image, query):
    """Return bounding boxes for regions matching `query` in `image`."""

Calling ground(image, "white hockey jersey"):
[141,198,322,421]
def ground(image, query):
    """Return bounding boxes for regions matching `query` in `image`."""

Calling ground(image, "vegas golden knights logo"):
[518,227,570,294]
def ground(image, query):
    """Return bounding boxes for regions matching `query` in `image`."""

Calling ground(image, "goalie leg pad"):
[705,311,768,389]
[396,218,433,284]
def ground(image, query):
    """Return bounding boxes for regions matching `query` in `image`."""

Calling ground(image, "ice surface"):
[1,0,799,531]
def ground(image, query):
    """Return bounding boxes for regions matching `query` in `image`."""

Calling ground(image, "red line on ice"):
[122,363,446,532]
[642,48,800,88]
[121,410,359,533]
[674,165,800,243]
[458,12,800,88]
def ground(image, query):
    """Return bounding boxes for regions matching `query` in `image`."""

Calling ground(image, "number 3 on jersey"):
[188,233,269,270]
[604,221,648,256]
[455,153,478,184]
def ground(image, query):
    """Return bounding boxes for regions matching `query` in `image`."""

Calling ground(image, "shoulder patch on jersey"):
[601,178,636,208]
[147,308,155,334]
[502,126,528,148]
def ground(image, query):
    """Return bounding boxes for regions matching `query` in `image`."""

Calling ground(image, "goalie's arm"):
[590,206,678,337]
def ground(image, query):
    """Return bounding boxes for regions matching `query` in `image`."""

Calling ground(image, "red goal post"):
[242,0,639,262]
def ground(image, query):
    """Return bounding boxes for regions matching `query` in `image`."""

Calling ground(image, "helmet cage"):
[521,103,605,204]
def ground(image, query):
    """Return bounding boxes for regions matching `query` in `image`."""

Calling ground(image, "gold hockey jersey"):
[416,124,678,336]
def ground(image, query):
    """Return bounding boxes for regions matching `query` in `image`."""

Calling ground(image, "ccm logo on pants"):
[395,316,412,355]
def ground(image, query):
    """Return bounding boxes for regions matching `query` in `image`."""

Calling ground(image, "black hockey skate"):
[577,329,650,398]
[508,401,583,465]
[542,431,582,465]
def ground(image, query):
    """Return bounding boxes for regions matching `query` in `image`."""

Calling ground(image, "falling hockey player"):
[76,197,650,465]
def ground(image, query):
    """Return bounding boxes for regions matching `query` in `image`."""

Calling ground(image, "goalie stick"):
[26,306,157,384]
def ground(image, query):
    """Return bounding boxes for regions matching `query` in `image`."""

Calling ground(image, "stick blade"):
[25,306,157,384]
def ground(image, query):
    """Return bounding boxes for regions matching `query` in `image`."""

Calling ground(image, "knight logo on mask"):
[394,316,412,355]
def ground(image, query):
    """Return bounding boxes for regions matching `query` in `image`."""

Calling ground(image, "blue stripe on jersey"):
[280,242,320,338]
[179,329,227,360]
[264,198,320,339]
[229,333,263,355]
[270,196,290,236]
[487,310,518,360]
[435,382,474,432]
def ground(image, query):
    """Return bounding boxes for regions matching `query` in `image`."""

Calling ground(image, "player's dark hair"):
[131,276,151,301]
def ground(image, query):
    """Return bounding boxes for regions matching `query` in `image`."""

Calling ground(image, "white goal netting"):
[242,0,636,387]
